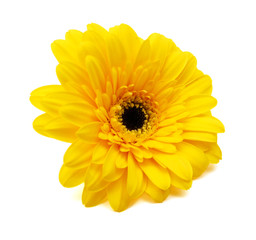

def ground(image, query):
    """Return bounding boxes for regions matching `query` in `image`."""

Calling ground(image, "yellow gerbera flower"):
[30,23,224,212]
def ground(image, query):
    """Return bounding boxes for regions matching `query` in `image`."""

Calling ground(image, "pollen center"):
[121,106,146,131]
[109,90,159,143]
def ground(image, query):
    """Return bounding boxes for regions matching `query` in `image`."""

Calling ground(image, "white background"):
[1,0,255,239]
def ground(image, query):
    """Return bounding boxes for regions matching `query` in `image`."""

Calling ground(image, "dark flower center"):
[121,106,146,131]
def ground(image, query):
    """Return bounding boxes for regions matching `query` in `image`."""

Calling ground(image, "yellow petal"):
[79,41,107,74]
[155,87,174,104]
[127,153,146,198]
[63,140,94,168]
[87,23,108,37]
[170,172,192,190]
[83,26,107,59]
[30,85,64,112]
[39,117,78,142]
[185,140,209,151]
[206,143,222,159]
[152,135,183,143]
[65,30,83,44]
[56,62,88,85]
[102,144,125,182]
[101,93,112,111]
[109,24,141,63]
[60,102,97,127]
[76,122,101,144]
[40,92,86,116]
[158,118,176,127]
[116,152,128,168]
[145,180,170,203]
[182,131,217,142]
[106,34,126,68]
[177,142,209,178]
[154,125,179,137]
[56,63,93,98]
[107,173,130,212]
[147,33,174,69]
[182,117,225,133]
[138,147,153,159]
[199,142,222,164]
[82,188,106,207]
[91,141,110,164]
[51,30,83,64]
[59,164,87,188]
[206,153,220,164]
[163,104,186,119]
[133,68,150,91]
[32,113,53,137]
[134,39,150,67]
[139,159,171,190]
[130,146,152,162]
[144,140,176,154]
[175,52,198,86]
[185,95,217,117]
[161,51,188,83]
[152,150,193,181]
[85,56,106,91]
[84,164,109,191]
[177,75,213,100]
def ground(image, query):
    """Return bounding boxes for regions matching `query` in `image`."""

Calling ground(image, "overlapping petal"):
[107,173,130,212]
[59,164,87,188]
[33,114,78,142]
[63,140,94,168]
[139,158,171,190]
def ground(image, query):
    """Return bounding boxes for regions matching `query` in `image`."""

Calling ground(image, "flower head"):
[30,24,224,211]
